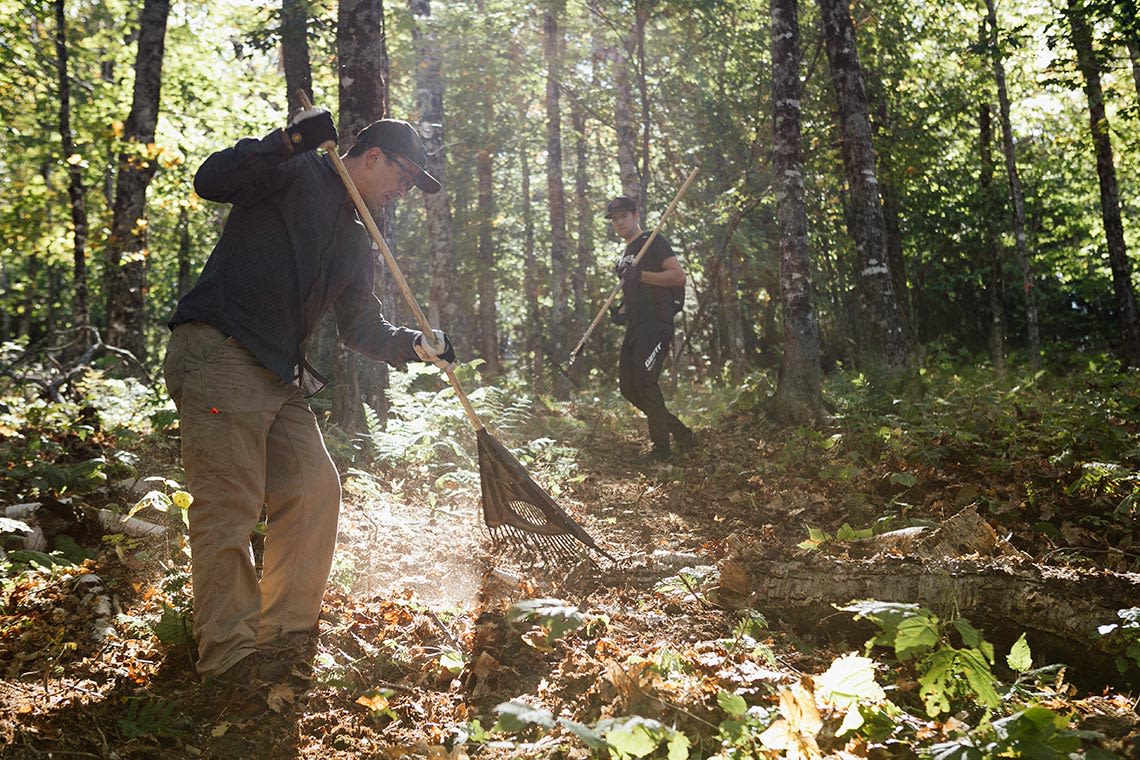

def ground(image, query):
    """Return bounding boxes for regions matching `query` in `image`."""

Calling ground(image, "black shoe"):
[633,447,672,465]
[673,426,696,452]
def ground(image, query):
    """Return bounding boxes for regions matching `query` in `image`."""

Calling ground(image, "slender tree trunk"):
[979,102,1007,377]
[984,0,1041,368]
[1067,0,1140,367]
[817,0,907,372]
[634,0,650,212]
[333,0,390,431]
[571,98,591,384]
[282,0,312,113]
[613,40,639,200]
[868,90,912,349]
[104,0,170,360]
[544,2,571,399]
[521,146,543,395]
[55,0,89,333]
[410,0,460,344]
[476,148,500,376]
[770,0,823,424]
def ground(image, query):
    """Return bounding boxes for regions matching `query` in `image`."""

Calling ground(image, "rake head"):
[477,428,614,561]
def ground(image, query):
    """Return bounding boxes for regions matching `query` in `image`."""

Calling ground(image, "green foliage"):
[492,702,689,759]
[117,697,182,740]
[930,706,1105,760]
[1095,607,1140,676]
[506,597,586,643]
[842,601,1009,717]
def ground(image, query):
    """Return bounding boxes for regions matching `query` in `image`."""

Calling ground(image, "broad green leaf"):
[895,613,940,659]
[717,691,748,717]
[492,701,555,732]
[952,619,994,663]
[958,647,1000,708]
[1006,633,1032,672]
[507,598,585,641]
[606,717,663,759]
[816,654,885,707]
[666,730,690,760]
[558,718,609,750]
[918,649,955,717]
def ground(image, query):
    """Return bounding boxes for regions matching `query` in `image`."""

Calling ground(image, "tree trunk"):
[54,0,89,333]
[984,0,1041,369]
[712,550,1140,690]
[544,3,571,400]
[333,0,391,432]
[868,90,912,349]
[571,97,591,385]
[817,0,907,372]
[979,102,1006,377]
[1066,0,1140,368]
[282,0,312,113]
[103,0,170,360]
[769,0,823,426]
[521,146,543,395]
[410,0,460,346]
[612,40,639,200]
[476,148,500,377]
[634,0,650,212]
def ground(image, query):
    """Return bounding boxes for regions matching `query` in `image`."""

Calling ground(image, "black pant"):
[619,321,685,451]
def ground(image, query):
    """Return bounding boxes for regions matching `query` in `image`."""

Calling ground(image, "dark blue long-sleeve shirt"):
[171,129,419,393]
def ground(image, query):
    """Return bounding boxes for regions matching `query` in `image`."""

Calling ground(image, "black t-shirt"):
[619,231,676,326]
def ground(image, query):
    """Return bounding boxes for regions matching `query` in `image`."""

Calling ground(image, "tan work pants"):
[163,322,341,677]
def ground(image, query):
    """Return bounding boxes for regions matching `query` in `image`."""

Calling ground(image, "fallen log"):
[714,549,1140,690]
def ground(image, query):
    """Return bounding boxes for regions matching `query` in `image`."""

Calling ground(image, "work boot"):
[673,425,696,453]
[206,652,292,688]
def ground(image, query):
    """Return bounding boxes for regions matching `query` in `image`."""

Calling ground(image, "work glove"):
[618,260,641,288]
[285,108,337,155]
[413,329,457,372]
[608,302,627,326]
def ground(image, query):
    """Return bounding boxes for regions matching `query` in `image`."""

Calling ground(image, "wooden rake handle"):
[568,166,699,365]
[298,92,483,431]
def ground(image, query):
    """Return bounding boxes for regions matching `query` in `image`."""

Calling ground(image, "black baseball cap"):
[604,196,638,218]
[355,119,442,194]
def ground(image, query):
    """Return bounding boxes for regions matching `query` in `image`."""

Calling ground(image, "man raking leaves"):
[163,107,456,688]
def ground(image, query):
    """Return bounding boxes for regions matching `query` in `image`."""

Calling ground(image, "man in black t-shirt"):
[605,196,695,463]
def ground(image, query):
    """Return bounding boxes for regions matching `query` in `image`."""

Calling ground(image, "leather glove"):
[608,303,627,326]
[285,108,337,154]
[413,329,457,372]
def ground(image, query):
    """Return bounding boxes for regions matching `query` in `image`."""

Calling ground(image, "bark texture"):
[984,0,1041,369]
[104,0,170,360]
[978,102,1006,377]
[333,0,390,431]
[1066,0,1140,367]
[544,3,571,399]
[282,0,312,114]
[769,0,823,425]
[817,0,907,371]
[410,0,460,345]
[55,0,89,331]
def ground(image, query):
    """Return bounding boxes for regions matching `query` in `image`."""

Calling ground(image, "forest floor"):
[2,364,1140,758]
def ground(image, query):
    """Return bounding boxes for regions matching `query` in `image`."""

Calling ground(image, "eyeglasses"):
[383,151,418,191]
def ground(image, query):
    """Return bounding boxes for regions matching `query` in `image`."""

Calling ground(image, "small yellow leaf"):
[356,692,389,712]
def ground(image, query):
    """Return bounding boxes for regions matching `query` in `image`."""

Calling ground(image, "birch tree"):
[770,0,823,424]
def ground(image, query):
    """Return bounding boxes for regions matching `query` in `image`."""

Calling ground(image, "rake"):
[300,93,612,562]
